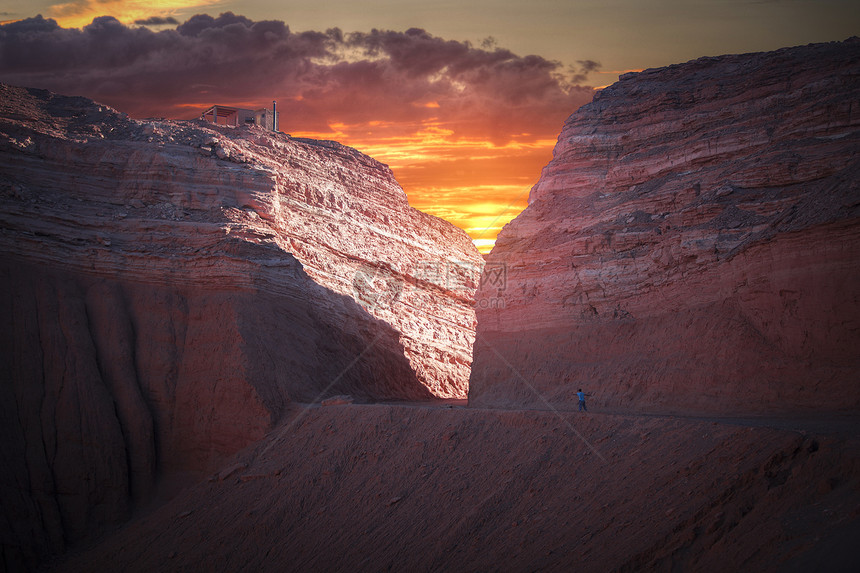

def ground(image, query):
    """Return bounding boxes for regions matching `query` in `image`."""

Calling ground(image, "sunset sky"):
[1,1,857,251]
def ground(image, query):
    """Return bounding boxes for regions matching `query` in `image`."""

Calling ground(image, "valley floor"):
[42,403,860,572]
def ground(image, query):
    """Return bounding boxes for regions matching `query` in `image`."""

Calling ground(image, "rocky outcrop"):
[470,39,860,413]
[0,84,480,568]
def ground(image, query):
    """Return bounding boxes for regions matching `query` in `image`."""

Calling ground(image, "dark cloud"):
[134,16,179,27]
[0,12,599,144]
[569,60,602,84]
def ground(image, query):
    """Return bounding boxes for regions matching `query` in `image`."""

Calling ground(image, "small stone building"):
[201,105,279,131]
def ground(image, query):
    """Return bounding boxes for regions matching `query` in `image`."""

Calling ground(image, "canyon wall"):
[0,84,480,568]
[470,39,860,413]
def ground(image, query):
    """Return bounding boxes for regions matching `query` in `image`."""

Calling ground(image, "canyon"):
[2,38,860,573]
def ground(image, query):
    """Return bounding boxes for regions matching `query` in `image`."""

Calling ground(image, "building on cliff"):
[201,103,279,130]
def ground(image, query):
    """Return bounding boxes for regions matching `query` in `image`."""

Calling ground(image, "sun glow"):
[47,0,219,28]
[472,238,497,252]
[290,120,548,253]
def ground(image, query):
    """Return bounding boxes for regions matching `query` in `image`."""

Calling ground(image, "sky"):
[1,1,857,252]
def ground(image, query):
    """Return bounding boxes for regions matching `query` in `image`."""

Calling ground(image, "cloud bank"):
[0,12,596,143]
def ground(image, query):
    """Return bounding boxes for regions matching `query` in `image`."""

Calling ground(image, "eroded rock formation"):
[0,84,480,568]
[470,39,860,413]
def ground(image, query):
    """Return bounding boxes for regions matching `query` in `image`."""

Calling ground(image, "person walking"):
[577,388,590,412]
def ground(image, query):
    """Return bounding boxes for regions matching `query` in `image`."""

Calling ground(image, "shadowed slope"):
[42,404,860,573]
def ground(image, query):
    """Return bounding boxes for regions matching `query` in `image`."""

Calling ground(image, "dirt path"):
[361,398,860,437]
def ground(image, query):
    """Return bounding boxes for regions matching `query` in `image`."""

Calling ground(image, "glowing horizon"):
[286,125,554,253]
[286,125,548,253]
[46,0,220,29]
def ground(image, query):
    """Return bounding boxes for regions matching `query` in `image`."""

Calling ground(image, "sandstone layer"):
[0,84,480,568]
[470,39,860,413]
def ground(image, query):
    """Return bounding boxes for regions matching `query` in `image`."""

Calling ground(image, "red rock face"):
[470,39,860,413]
[0,85,480,566]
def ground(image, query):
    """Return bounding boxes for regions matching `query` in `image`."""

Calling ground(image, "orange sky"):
[44,1,219,28]
[289,125,561,252]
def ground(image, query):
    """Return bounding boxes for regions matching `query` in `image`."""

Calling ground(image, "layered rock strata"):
[0,84,480,567]
[470,39,860,413]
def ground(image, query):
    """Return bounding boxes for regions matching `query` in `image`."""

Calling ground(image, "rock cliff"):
[470,39,860,413]
[0,84,480,568]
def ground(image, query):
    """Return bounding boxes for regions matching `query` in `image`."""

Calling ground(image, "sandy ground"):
[41,403,860,572]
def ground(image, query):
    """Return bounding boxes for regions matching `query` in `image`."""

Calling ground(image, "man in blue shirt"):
[577,388,589,412]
